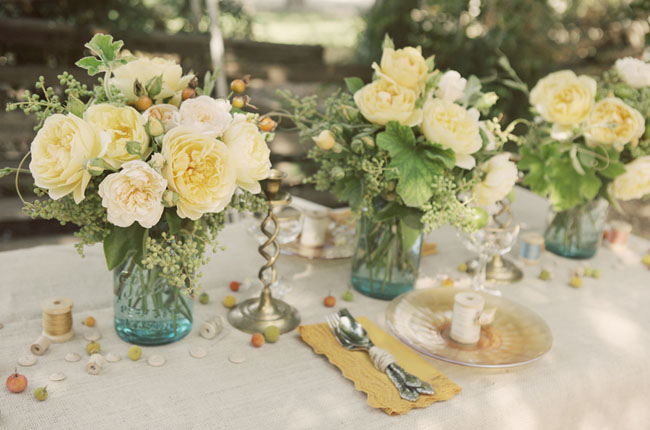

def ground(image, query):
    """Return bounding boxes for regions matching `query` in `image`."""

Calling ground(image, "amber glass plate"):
[386,288,553,368]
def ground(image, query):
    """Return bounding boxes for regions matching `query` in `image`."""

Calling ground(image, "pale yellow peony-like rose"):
[161,126,236,220]
[372,47,428,92]
[421,98,482,169]
[529,70,596,127]
[179,96,232,137]
[584,97,645,150]
[111,57,194,106]
[354,79,422,127]
[472,153,518,207]
[609,156,650,201]
[222,114,271,194]
[85,104,149,169]
[98,160,167,228]
[29,113,103,203]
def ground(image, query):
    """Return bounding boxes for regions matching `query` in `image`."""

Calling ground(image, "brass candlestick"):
[228,169,301,334]
[467,200,523,284]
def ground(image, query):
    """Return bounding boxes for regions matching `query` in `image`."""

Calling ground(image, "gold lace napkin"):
[298,317,461,415]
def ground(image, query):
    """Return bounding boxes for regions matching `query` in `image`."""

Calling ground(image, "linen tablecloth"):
[1,189,649,429]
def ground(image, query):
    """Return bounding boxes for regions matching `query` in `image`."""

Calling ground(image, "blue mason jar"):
[113,255,193,345]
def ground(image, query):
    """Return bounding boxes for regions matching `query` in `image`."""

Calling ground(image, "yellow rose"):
[222,114,271,194]
[472,154,518,207]
[585,97,645,150]
[85,104,149,169]
[111,57,194,106]
[421,99,482,169]
[529,70,596,127]
[609,156,650,201]
[29,113,103,203]
[161,126,236,220]
[372,46,428,92]
[354,79,422,127]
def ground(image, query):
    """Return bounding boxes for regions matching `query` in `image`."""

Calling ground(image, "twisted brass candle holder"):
[228,169,301,334]
[467,200,523,284]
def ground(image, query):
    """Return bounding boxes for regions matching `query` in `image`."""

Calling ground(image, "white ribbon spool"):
[199,316,225,340]
[86,353,105,375]
[299,209,330,247]
[30,335,51,356]
[449,292,496,345]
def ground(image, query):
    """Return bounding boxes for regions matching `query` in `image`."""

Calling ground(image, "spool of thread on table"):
[450,292,491,345]
[520,233,544,264]
[200,316,225,340]
[86,353,104,375]
[606,221,632,247]
[30,335,51,356]
[41,297,74,343]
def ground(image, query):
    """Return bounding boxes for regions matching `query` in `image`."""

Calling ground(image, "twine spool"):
[299,209,329,247]
[520,233,544,264]
[41,297,74,343]
[607,221,632,246]
[200,316,225,340]
[449,292,494,345]
[30,335,51,356]
[86,353,104,375]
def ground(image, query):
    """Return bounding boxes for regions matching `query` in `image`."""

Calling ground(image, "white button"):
[105,352,121,363]
[65,352,81,362]
[49,372,66,382]
[228,352,246,364]
[147,354,166,367]
[189,346,207,359]
[18,355,37,367]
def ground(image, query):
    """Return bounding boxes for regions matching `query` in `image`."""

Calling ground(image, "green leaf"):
[333,177,363,211]
[421,141,455,169]
[126,141,142,157]
[85,33,123,62]
[75,56,104,76]
[165,209,183,235]
[146,74,163,98]
[502,79,528,93]
[376,202,424,231]
[400,221,422,256]
[599,160,626,179]
[202,70,216,97]
[425,55,435,72]
[344,77,365,95]
[377,121,443,207]
[103,223,147,270]
[66,95,86,118]
[458,75,482,106]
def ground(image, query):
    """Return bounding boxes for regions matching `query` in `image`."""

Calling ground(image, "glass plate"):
[386,288,553,368]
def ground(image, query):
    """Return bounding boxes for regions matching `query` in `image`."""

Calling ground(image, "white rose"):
[435,70,467,102]
[98,160,167,228]
[609,156,650,201]
[222,114,271,194]
[111,57,194,106]
[615,57,650,88]
[421,98,482,169]
[312,130,336,151]
[585,97,645,150]
[142,104,180,135]
[529,70,596,127]
[472,153,518,207]
[354,78,422,127]
[372,46,428,92]
[179,96,232,137]
[84,104,149,169]
[29,114,103,203]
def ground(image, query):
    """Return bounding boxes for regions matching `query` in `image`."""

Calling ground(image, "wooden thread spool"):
[450,292,496,345]
[86,353,104,375]
[520,233,544,265]
[200,316,225,340]
[30,335,51,356]
[41,297,74,343]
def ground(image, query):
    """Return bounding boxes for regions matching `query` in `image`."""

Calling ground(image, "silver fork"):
[325,312,434,401]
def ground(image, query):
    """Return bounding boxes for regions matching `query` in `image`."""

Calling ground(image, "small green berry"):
[642,254,650,266]
[85,341,100,355]
[342,290,354,302]
[199,292,209,305]
[569,276,582,288]
[33,386,48,401]
[583,267,593,277]
[592,269,601,279]
[539,270,551,281]
[458,263,468,273]
[128,345,142,361]
[223,295,237,309]
[264,326,280,343]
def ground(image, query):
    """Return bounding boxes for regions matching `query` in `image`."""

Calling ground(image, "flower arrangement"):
[3,34,272,295]
[520,58,650,211]
[280,36,519,297]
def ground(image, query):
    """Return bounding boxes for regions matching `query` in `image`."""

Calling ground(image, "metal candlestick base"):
[228,169,301,334]
[467,255,523,284]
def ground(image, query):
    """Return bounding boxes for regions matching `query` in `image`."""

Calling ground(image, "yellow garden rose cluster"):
[28,55,271,228]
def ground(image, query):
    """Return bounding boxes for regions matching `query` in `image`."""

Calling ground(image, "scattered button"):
[65,352,81,362]
[228,352,246,364]
[105,352,121,363]
[83,328,101,341]
[18,355,37,367]
[49,372,66,382]
[189,346,207,359]
[147,354,166,367]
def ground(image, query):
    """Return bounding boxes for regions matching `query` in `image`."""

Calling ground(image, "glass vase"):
[350,212,423,300]
[544,199,609,259]
[113,255,193,345]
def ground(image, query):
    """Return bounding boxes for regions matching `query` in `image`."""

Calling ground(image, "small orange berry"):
[232,96,245,109]
[229,281,240,292]
[135,95,152,111]
[182,88,196,101]
[84,316,96,327]
[258,117,277,132]
[323,295,336,308]
[231,79,246,94]
[441,277,454,287]
[251,332,265,347]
